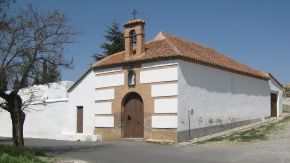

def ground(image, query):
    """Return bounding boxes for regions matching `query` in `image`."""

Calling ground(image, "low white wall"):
[0,110,12,137]
[0,81,75,140]
[178,60,270,133]
[23,100,70,139]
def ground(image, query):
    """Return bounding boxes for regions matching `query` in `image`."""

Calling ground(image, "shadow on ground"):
[32,144,115,154]
[0,138,12,143]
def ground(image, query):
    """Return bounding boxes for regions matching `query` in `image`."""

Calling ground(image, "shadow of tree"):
[0,138,12,143]
[31,144,115,154]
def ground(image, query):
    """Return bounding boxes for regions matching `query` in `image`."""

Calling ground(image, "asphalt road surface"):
[1,136,290,163]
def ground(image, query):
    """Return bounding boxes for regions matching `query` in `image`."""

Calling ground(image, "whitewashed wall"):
[0,81,74,140]
[23,101,69,139]
[68,67,124,136]
[67,70,96,136]
[269,77,284,115]
[0,110,12,137]
[141,60,178,129]
[154,98,178,113]
[152,116,177,128]
[140,67,178,83]
[178,60,270,133]
[95,73,124,88]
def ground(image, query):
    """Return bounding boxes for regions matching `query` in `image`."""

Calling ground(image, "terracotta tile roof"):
[93,32,269,80]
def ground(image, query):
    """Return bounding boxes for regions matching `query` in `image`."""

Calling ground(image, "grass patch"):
[0,144,51,163]
[196,116,290,144]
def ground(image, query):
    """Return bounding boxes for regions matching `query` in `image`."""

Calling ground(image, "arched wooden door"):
[123,93,144,138]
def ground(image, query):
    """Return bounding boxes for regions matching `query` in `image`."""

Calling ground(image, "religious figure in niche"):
[128,70,136,87]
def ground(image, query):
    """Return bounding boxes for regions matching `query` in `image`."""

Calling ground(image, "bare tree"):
[0,3,80,146]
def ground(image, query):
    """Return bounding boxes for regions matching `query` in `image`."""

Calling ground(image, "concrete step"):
[121,138,145,142]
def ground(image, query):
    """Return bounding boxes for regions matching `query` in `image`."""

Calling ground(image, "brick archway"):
[121,92,144,138]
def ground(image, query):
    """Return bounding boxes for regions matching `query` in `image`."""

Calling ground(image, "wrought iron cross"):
[132,9,138,19]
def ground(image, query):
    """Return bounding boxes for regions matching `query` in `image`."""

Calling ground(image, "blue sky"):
[16,0,290,83]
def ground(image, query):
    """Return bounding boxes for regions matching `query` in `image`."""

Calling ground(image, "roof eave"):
[268,73,284,89]
[93,55,269,81]
[67,68,92,93]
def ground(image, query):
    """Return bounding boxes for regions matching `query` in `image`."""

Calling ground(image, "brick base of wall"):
[94,128,114,141]
[151,129,177,142]
[94,127,177,142]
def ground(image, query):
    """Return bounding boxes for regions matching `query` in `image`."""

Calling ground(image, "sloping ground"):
[267,116,290,139]
[189,116,290,162]
[192,115,290,144]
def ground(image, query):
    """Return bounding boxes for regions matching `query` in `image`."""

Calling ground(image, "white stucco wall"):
[95,88,115,101]
[177,60,270,133]
[140,60,179,129]
[67,70,97,136]
[151,83,178,97]
[94,102,112,114]
[152,116,177,128]
[68,67,124,135]
[154,98,178,113]
[140,67,178,83]
[23,101,70,139]
[268,77,284,115]
[0,110,12,137]
[0,81,74,140]
[94,116,114,127]
[95,73,124,88]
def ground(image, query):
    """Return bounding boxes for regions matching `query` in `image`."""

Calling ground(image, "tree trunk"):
[8,92,25,147]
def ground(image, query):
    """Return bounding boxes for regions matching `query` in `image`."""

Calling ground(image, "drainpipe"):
[188,109,194,139]
[188,110,191,139]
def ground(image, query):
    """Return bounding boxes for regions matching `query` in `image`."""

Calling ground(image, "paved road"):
[1,137,290,163]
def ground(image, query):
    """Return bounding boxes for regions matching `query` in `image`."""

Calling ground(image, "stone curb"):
[145,139,175,145]
[56,159,88,163]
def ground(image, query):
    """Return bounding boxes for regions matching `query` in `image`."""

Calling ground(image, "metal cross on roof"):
[132,9,138,19]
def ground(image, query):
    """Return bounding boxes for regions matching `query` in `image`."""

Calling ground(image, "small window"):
[128,70,136,87]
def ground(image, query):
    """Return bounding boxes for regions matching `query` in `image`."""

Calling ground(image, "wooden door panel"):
[124,93,144,138]
[77,106,83,133]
